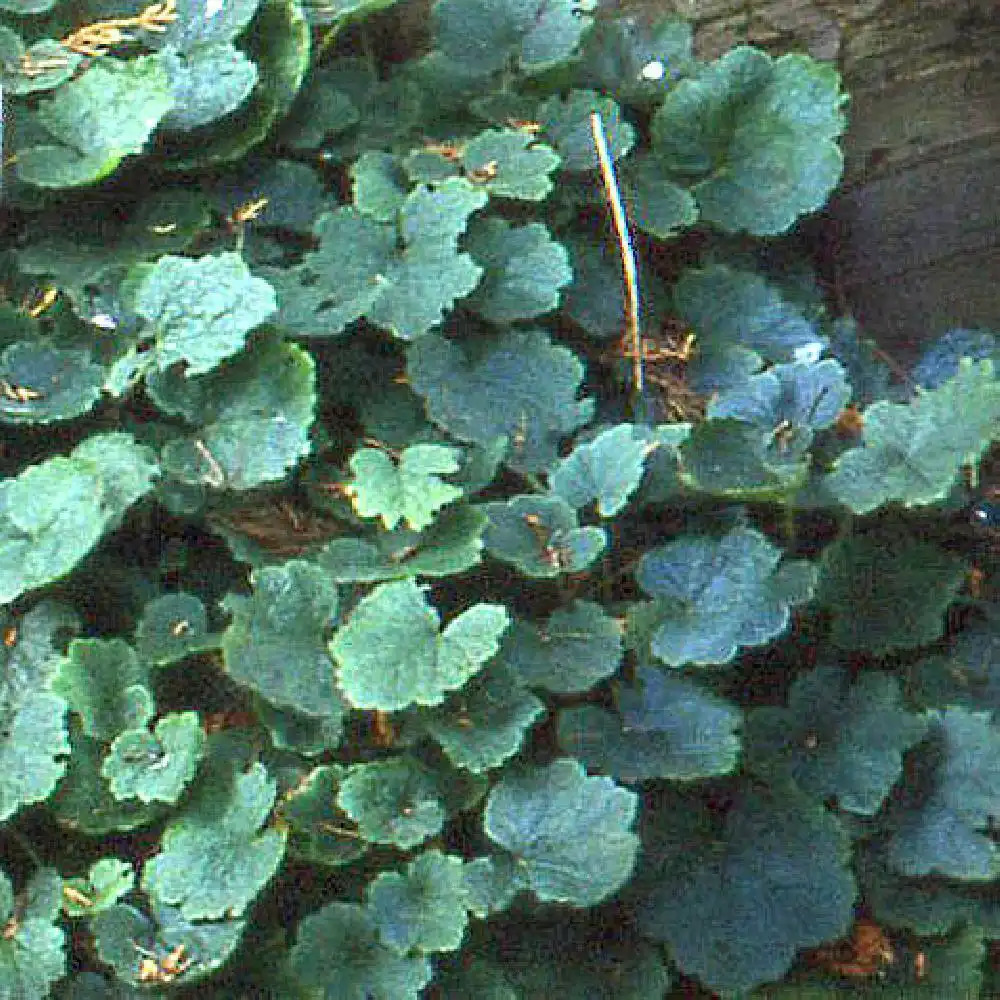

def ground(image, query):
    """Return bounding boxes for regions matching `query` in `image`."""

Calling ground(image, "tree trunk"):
[614,0,1000,363]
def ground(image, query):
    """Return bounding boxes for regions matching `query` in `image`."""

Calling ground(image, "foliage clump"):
[0,0,997,997]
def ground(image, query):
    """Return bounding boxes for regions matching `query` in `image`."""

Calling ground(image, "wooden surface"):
[611,0,1000,362]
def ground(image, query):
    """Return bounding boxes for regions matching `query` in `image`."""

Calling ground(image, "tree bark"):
[614,0,1000,362]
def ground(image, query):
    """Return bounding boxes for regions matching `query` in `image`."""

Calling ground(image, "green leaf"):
[635,787,856,994]
[153,336,316,491]
[408,328,594,474]
[622,153,699,238]
[0,869,66,998]
[352,150,410,220]
[431,0,594,76]
[336,754,477,849]
[826,359,1000,514]
[484,758,639,906]
[159,42,259,131]
[462,855,525,919]
[134,251,277,376]
[558,666,741,780]
[18,56,174,188]
[674,264,826,374]
[91,898,245,988]
[887,708,1000,880]
[289,901,432,998]
[331,578,509,710]
[421,663,546,772]
[164,0,311,169]
[52,638,154,740]
[577,13,698,107]
[277,764,368,868]
[550,423,653,516]
[461,128,561,200]
[458,910,673,999]
[49,728,166,836]
[745,666,928,814]
[346,443,463,530]
[151,0,262,49]
[221,559,344,721]
[500,599,622,693]
[680,417,808,500]
[538,89,635,171]
[817,529,966,653]
[651,47,846,234]
[464,218,572,323]
[141,762,286,920]
[483,494,607,578]
[367,849,469,954]
[318,503,487,582]
[560,235,629,340]
[0,689,69,823]
[0,341,104,425]
[635,525,817,666]
[61,859,135,918]
[0,433,158,604]
[267,179,487,339]
[134,592,212,666]
[102,712,206,804]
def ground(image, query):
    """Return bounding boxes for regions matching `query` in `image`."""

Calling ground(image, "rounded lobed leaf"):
[484,758,639,907]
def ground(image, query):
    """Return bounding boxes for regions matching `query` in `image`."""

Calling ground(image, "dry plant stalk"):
[61,0,177,58]
[589,111,643,399]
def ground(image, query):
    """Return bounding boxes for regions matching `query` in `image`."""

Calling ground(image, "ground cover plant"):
[0,0,998,996]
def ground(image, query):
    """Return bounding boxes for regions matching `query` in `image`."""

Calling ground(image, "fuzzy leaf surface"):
[432,0,593,76]
[408,327,594,473]
[651,47,845,234]
[635,788,856,993]
[484,758,639,906]
[18,56,174,187]
[673,265,826,380]
[346,443,463,531]
[102,712,206,804]
[221,559,343,720]
[61,859,135,918]
[635,525,817,666]
[134,251,277,376]
[550,423,653,516]
[367,849,469,954]
[336,754,481,849]
[461,128,561,200]
[141,762,286,920]
[745,666,928,814]
[499,599,622,693]
[422,663,546,772]
[558,666,741,780]
[887,708,1000,881]
[153,337,316,491]
[268,179,486,339]
[0,341,104,426]
[0,433,158,604]
[538,89,635,171]
[159,42,259,131]
[0,869,65,998]
[52,638,153,740]
[289,901,431,998]
[482,495,607,578]
[817,530,966,653]
[331,579,509,710]
[826,359,1000,514]
[463,218,572,323]
[135,592,212,666]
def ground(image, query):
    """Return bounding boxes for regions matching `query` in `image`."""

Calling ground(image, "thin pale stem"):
[589,111,642,400]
